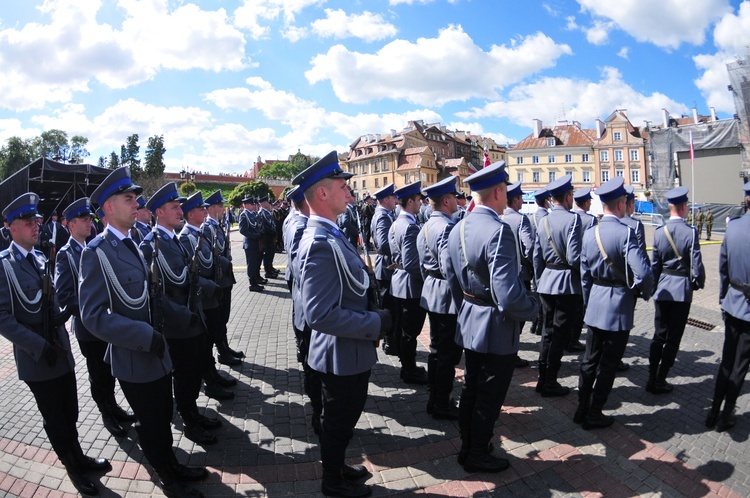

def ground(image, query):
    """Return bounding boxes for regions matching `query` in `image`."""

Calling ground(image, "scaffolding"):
[727,57,750,176]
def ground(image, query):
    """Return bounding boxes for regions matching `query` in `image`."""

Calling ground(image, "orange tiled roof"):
[513,124,595,150]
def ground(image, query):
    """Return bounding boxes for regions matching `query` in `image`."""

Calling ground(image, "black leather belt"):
[546,263,571,270]
[463,292,494,307]
[730,280,750,300]
[663,268,688,277]
[426,269,444,280]
[593,279,626,288]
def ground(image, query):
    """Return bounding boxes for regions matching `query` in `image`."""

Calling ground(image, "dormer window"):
[546,137,555,147]
[613,131,622,141]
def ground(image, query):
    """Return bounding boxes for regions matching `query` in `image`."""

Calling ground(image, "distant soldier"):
[575,177,653,429]
[371,183,399,356]
[360,194,376,251]
[239,197,265,292]
[696,207,704,239]
[258,196,280,279]
[1,193,110,497]
[390,181,429,385]
[453,191,468,221]
[648,187,705,395]
[294,151,391,497]
[569,187,598,352]
[445,161,539,472]
[705,183,750,432]
[533,175,582,397]
[417,176,462,419]
[705,208,714,240]
[686,209,693,226]
[0,219,11,250]
[337,189,360,247]
[131,195,151,244]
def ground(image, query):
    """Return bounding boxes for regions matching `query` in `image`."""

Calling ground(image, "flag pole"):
[690,131,695,220]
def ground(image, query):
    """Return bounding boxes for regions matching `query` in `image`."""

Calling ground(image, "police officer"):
[204,190,242,365]
[371,183,399,356]
[140,183,222,446]
[283,185,322,434]
[337,189,360,247]
[529,188,549,336]
[390,181,429,385]
[360,194,375,251]
[239,197,265,292]
[294,151,391,497]
[78,168,206,498]
[453,191,468,221]
[55,197,135,439]
[47,210,69,248]
[417,176,462,419]
[533,175,582,397]
[705,183,750,432]
[0,219,12,252]
[179,192,236,401]
[648,186,705,394]
[569,187,599,352]
[258,196,280,279]
[575,176,653,430]
[445,161,539,472]
[1,192,110,496]
[132,195,152,244]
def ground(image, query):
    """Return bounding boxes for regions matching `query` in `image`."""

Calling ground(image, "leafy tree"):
[108,151,120,169]
[179,181,197,197]
[69,135,90,163]
[0,136,34,181]
[97,156,107,168]
[144,135,167,178]
[258,161,301,180]
[227,181,273,208]
[34,129,70,160]
[290,149,312,171]
[120,134,141,176]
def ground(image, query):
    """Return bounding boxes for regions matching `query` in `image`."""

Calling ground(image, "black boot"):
[157,468,205,498]
[582,406,614,430]
[716,404,737,432]
[535,365,546,393]
[431,398,459,420]
[426,356,437,414]
[645,364,657,393]
[705,400,721,428]
[651,366,674,394]
[457,428,471,465]
[61,452,100,496]
[98,405,127,437]
[463,440,509,473]
[573,390,591,424]
[203,378,234,400]
[222,337,245,359]
[321,469,371,497]
[106,397,137,421]
[400,365,428,385]
[541,369,570,397]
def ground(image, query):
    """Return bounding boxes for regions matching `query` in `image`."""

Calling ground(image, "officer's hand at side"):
[374,309,392,336]
[150,331,165,359]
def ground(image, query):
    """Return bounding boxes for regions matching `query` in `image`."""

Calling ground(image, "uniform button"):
[137,346,143,350]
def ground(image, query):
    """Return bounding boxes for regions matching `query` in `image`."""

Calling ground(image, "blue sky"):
[1,0,748,175]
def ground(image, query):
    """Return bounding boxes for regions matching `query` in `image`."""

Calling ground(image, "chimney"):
[620,109,627,118]
[710,107,717,121]
[533,119,543,138]
[693,107,699,124]
[390,129,397,137]
[662,109,670,128]
[595,119,605,138]
[573,120,581,129]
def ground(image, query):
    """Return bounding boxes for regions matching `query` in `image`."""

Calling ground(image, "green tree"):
[0,136,34,181]
[108,151,120,169]
[69,135,90,163]
[34,129,70,160]
[179,181,197,197]
[144,135,167,178]
[97,156,107,168]
[258,161,301,180]
[290,149,311,171]
[120,134,141,176]
[227,181,273,208]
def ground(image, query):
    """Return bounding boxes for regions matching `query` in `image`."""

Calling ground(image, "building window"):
[375,178,379,188]
[383,176,387,186]
[600,150,609,162]
[582,171,591,183]
[582,153,590,163]
[613,131,622,141]
[362,180,366,189]
[630,149,639,161]
[517,172,525,183]
[631,169,641,184]
[383,161,389,171]
[548,155,556,163]
[546,137,555,147]
[353,180,357,189]
[532,155,539,164]
[374,161,379,172]
[516,156,524,165]
[614,150,624,162]
[615,169,624,178]
[548,171,557,182]
[532,171,541,183]
[601,170,610,182]
[564,154,572,163]
[565,169,574,181]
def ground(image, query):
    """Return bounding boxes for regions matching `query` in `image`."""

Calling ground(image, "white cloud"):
[305,25,572,106]
[576,0,731,49]
[456,67,688,131]
[311,9,397,42]
[389,0,435,5]
[233,0,324,39]
[585,20,612,45]
[617,47,629,60]
[0,0,248,111]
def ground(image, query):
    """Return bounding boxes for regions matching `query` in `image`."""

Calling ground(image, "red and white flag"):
[483,147,491,167]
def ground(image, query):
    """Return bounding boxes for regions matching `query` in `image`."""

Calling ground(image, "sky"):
[1,0,750,175]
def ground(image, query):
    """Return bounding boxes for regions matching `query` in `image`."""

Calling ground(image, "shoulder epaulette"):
[0,249,10,260]
[87,235,105,249]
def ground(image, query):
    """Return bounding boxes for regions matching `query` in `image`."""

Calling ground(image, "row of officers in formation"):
[1,156,749,498]
[277,151,750,498]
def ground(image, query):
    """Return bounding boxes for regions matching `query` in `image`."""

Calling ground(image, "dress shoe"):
[160,479,205,498]
[77,455,112,473]
[66,469,99,496]
[514,357,530,368]
[341,464,370,481]
[457,442,494,465]
[171,463,208,482]
[108,404,137,422]
[101,411,127,437]
[184,424,217,445]
[321,478,371,497]
[257,277,269,285]
[227,347,245,359]
[567,342,585,352]
[400,366,428,385]
[249,285,265,293]
[616,361,630,372]
[265,273,278,280]
[715,414,736,433]
[203,381,234,400]
[573,406,588,424]
[218,354,242,366]
[705,409,720,429]
[540,382,570,397]
[213,373,238,387]
[312,414,322,436]
[195,413,222,430]
[463,453,510,473]
[431,403,460,420]
[582,412,614,430]
[651,380,674,394]
[382,339,399,356]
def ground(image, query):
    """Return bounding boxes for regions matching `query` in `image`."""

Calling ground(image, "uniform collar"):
[11,241,30,258]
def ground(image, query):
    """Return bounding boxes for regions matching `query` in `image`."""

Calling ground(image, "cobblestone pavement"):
[0,224,748,497]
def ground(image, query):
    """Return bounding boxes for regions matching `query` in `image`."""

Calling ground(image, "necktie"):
[123,238,141,260]
[27,253,42,278]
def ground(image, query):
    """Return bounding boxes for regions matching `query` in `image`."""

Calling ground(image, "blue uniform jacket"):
[581,216,654,332]
[371,206,393,281]
[389,211,423,299]
[445,206,539,355]
[337,204,360,247]
[239,209,262,248]
[720,211,750,322]
[501,207,534,282]
[179,224,221,311]
[285,211,309,332]
[297,217,380,376]
[0,244,74,381]
[55,237,97,342]
[652,217,705,302]
[417,211,457,314]
[79,229,172,383]
[534,205,583,295]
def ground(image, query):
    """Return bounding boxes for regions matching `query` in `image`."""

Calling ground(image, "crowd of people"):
[1,156,749,497]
